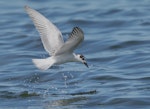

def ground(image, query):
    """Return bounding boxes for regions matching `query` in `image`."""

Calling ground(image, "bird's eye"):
[79,55,85,60]
[80,55,84,58]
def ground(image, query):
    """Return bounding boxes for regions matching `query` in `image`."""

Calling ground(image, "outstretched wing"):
[55,27,84,55]
[25,6,64,55]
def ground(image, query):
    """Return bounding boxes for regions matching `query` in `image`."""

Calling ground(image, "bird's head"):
[76,54,88,68]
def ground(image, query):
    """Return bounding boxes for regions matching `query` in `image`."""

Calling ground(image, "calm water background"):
[0,0,150,109]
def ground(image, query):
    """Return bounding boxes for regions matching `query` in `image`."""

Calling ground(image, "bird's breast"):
[53,53,75,65]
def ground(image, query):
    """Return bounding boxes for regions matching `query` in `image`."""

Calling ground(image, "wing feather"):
[25,6,64,55]
[55,27,84,55]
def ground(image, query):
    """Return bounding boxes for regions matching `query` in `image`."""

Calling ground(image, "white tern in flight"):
[25,6,88,70]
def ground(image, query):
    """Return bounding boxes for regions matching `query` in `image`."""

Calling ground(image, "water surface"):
[0,0,150,109]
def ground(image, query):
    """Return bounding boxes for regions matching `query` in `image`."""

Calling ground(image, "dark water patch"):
[0,91,40,99]
[103,20,127,28]
[96,8,123,18]
[104,97,150,106]
[68,19,128,29]
[2,11,24,19]
[138,76,150,81]
[45,96,87,106]
[109,40,150,50]
[19,91,39,98]
[122,8,146,18]
[51,90,97,96]
[90,75,127,82]
[66,19,96,27]
[112,52,150,71]
[140,21,150,26]
[70,90,97,96]
[89,56,118,63]
[104,8,123,15]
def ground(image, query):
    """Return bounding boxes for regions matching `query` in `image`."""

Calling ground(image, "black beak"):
[84,62,89,68]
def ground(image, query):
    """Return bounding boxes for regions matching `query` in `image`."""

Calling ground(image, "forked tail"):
[32,57,54,70]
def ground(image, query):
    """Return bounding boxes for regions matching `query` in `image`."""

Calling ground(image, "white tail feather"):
[32,57,54,70]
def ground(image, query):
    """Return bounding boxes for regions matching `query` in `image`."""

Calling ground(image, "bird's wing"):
[25,6,64,55]
[55,27,84,55]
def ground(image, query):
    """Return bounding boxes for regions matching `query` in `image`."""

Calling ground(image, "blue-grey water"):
[0,0,150,109]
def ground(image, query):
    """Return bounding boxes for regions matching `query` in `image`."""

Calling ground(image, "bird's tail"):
[32,57,54,70]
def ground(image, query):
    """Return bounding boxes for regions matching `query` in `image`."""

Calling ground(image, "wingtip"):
[73,26,80,30]
[72,26,83,34]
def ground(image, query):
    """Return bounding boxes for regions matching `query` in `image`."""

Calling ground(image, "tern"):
[25,6,88,70]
